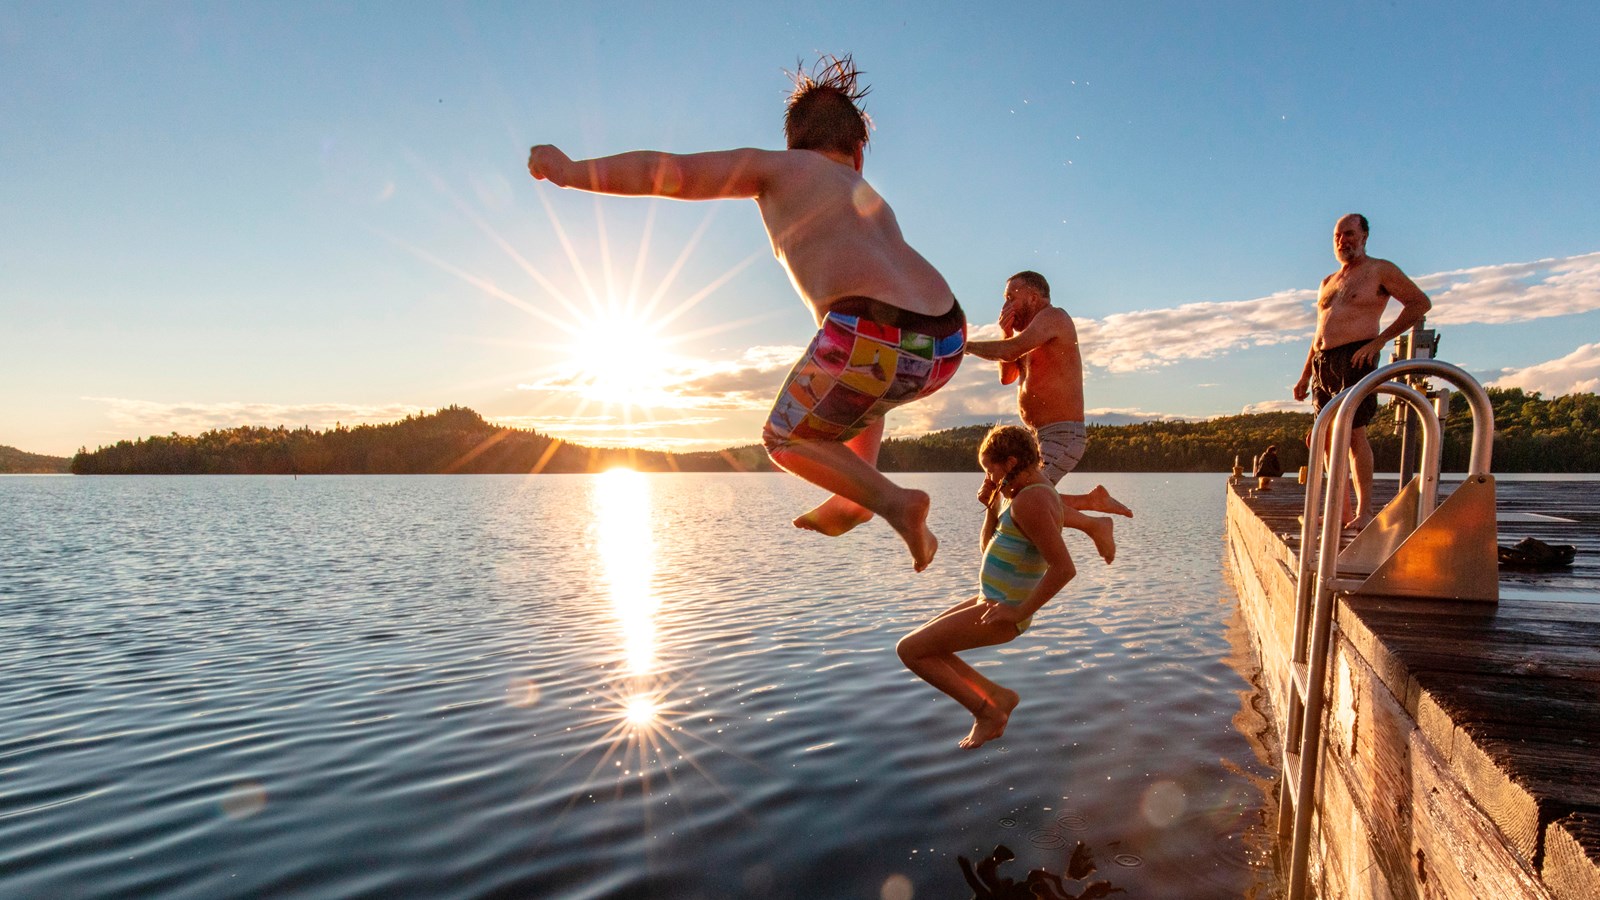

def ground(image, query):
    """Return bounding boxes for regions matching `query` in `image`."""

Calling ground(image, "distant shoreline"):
[0,445,70,474]
[35,388,1600,476]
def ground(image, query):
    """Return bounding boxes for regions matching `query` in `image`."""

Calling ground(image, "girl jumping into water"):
[896,425,1076,749]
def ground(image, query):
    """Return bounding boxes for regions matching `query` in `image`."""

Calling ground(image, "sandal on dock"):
[1497,537,1577,570]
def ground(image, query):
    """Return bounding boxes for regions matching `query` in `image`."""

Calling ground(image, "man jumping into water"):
[527,56,964,571]
[1292,214,1431,530]
[964,271,1131,563]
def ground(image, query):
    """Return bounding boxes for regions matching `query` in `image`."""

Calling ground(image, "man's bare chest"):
[1320,271,1388,310]
[1017,347,1077,384]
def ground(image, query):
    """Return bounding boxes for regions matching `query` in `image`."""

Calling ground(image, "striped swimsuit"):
[979,482,1062,634]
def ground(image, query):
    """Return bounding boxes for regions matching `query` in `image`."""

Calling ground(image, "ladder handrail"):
[1284,358,1495,900]
[1348,359,1496,476]
[1290,381,1441,667]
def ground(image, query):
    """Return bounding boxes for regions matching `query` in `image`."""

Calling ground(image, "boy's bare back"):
[751,150,952,321]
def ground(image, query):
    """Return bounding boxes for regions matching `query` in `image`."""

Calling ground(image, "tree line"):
[0,445,70,474]
[68,389,1600,475]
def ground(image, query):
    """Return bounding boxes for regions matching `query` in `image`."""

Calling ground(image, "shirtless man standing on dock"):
[964,271,1131,563]
[1293,214,1431,530]
[527,56,963,571]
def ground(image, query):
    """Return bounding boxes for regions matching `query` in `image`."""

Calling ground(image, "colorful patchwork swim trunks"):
[762,296,966,452]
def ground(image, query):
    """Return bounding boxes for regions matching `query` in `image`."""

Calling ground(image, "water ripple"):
[0,472,1276,898]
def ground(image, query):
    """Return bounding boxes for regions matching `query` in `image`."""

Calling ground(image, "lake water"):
[1,473,1280,898]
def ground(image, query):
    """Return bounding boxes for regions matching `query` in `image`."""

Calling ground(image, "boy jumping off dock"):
[527,56,964,571]
[897,425,1076,749]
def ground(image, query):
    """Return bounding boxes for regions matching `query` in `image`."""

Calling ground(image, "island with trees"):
[64,389,1600,476]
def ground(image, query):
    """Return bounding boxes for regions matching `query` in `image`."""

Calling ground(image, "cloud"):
[1488,342,1600,396]
[1006,250,1600,375]
[489,413,739,451]
[492,413,726,434]
[1084,408,1206,425]
[1418,252,1600,326]
[85,398,422,437]
[517,345,802,411]
[1243,399,1315,414]
[968,322,1006,341]
[1077,288,1316,373]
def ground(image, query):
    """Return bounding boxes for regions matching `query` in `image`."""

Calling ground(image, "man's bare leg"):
[1347,426,1376,530]
[771,427,938,570]
[791,423,881,536]
[1316,425,1357,528]
[1060,506,1115,564]
[1063,485,1133,518]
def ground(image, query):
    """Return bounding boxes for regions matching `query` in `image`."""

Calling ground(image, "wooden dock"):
[1225,476,1600,899]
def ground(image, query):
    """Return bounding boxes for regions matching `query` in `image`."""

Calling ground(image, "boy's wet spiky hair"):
[784,54,872,155]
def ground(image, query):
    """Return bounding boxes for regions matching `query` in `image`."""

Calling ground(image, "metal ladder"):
[1279,359,1499,900]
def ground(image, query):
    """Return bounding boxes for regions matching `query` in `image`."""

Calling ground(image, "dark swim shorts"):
[762,296,966,452]
[1311,338,1379,428]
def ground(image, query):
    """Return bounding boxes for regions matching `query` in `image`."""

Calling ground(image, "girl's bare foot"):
[888,489,938,572]
[1085,485,1133,518]
[960,688,1020,750]
[1086,516,1116,564]
[793,494,874,536]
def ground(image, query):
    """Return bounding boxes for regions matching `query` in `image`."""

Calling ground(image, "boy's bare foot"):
[1086,516,1116,564]
[889,489,938,572]
[960,688,1020,750]
[793,494,874,536]
[1085,485,1133,518]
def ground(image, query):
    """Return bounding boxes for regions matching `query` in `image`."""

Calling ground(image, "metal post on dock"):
[1394,320,1439,487]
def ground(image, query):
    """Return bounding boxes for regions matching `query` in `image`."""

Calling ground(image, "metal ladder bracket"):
[1353,474,1499,602]
[1336,475,1423,577]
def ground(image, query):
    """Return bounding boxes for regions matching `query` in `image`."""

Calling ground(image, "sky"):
[3,2,1598,457]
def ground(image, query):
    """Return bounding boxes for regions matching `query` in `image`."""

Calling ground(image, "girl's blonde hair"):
[978,424,1040,471]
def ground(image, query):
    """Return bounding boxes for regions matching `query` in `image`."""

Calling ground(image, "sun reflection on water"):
[595,467,659,678]
[531,468,754,850]
[624,694,660,727]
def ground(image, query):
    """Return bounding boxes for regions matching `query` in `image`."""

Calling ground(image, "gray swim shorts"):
[1034,421,1087,484]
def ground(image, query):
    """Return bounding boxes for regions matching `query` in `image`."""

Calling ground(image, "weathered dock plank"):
[1226,477,1600,898]
[1546,812,1600,900]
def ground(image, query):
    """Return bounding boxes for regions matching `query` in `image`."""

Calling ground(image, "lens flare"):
[625,694,659,726]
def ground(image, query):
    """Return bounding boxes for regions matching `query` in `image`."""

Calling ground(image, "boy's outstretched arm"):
[528,145,771,200]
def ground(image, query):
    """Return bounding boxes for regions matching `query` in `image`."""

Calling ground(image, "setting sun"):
[565,307,678,407]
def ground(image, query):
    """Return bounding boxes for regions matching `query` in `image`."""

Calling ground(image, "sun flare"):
[566,306,679,407]
[624,694,660,727]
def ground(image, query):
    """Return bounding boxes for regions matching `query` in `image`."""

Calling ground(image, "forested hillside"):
[68,389,1600,475]
[0,445,71,474]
